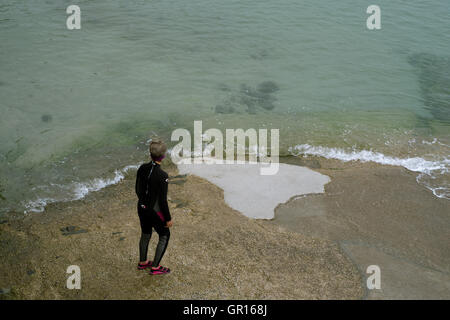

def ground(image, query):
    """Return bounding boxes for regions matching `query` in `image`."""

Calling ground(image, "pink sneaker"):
[149,265,170,275]
[137,261,153,270]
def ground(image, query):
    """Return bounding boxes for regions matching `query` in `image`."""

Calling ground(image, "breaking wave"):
[289,144,449,199]
[23,164,140,213]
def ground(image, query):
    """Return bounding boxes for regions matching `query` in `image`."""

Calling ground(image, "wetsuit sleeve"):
[135,166,147,203]
[158,172,171,222]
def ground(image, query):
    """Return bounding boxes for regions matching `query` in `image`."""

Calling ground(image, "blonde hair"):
[149,139,167,160]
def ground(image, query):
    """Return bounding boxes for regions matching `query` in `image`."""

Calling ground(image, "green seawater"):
[0,0,448,214]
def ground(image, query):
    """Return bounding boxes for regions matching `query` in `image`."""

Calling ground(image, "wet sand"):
[269,157,450,299]
[0,156,448,299]
[0,159,362,300]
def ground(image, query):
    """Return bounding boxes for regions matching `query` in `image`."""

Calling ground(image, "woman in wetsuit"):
[135,139,172,275]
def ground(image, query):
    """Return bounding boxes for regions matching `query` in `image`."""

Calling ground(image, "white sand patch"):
[177,160,330,219]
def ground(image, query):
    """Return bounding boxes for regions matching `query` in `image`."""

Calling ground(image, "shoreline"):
[2,138,449,217]
[0,156,448,299]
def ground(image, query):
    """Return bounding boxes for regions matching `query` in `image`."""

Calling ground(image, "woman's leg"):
[151,224,170,268]
[139,232,152,263]
[137,203,153,264]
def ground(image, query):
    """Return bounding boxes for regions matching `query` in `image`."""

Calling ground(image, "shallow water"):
[0,0,449,214]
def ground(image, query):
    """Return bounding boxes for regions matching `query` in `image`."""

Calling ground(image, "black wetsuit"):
[135,161,171,267]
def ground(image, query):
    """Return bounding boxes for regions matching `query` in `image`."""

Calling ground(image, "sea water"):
[0,0,448,215]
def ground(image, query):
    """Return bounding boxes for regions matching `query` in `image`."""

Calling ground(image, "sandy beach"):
[0,156,448,299]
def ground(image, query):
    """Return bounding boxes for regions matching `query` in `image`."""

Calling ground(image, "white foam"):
[289,144,449,174]
[23,164,140,213]
[416,173,450,199]
[177,159,330,219]
[289,144,449,200]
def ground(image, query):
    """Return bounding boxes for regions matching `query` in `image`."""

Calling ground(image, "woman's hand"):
[166,220,173,228]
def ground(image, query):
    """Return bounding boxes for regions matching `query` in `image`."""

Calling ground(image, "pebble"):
[60,226,88,236]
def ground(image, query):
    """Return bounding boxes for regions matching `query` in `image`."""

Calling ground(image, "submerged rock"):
[240,83,277,112]
[0,185,5,201]
[41,114,52,123]
[257,80,279,94]
[215,104,235,114]
[259,99,276,111]
[215,81,279,115]
[239,94,258,113]
[408,53,450,124]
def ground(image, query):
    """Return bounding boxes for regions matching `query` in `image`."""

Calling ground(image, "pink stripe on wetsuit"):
[156,211,165,222]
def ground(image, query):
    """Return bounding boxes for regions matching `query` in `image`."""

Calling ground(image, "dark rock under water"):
[240,83,277,111]
[408,53,450,125]
[214,80,280,114]
[41,114,52,123]
[257,81,280,94]
[215,103,235,114]
[0,182,5,201]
